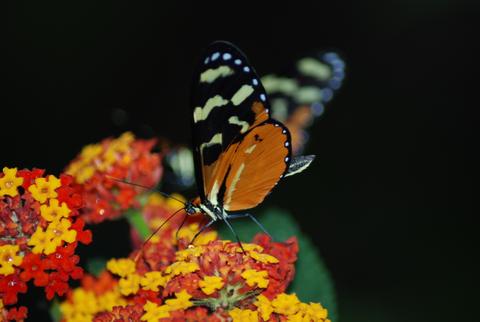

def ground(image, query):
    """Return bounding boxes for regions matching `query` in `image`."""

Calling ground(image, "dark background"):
[4,1,476,321]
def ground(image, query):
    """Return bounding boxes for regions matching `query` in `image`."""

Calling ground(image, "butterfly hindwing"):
[191,41,270,200]
[221,120,292,211]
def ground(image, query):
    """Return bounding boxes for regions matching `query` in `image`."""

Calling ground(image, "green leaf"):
[50,298,61,322]
[86,257,107,276]
[125,208,150,240]
[218,208,337,321]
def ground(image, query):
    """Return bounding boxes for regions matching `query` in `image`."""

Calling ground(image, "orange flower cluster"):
[65,132,162,223]
[0,167,92,321]
[59,194,331,321]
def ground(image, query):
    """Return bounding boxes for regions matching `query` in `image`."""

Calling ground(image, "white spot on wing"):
[200,66,234,83]
[223,53,232,60]
[243,66,250,73]
[211,52,220,61]
[200,133,223,152]
[234,59,242,65]
[260,94,266,101]
[244,144,257,154]
[228,116,250,133]
[252,78,259,86]
[231,85,254,106]
[193,95,229,122]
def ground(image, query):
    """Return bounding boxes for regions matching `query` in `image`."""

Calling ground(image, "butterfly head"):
[184,201,199,216]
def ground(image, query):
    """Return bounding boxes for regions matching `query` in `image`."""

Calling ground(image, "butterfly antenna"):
[134,207,184,262]
[105,175,187,205]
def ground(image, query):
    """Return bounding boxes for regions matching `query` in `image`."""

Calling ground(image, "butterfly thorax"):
[185,198,226,221]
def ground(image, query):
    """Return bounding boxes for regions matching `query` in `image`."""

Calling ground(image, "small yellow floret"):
[164,261,199,277]
[199,275,224,295]
[28,226,58,255]
[175,245,205,261]
[241,269,269,288]
[254,294,274,321]
[118,273,141,296]
[47,218,77,245]
[271,293,301,316]
[229,308,259,322]
[0,245,23,275]
[0,167,23,197]
[106,258,136,277]
[28,175,61,203]
[40,199,71,222]
[140,271,166,292]
[141,301,170,322]
[249,251,279,264]
[164,290,193,311]
[175,223,217,246]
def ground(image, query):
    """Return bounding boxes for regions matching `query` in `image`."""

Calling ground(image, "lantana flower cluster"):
[59,194,331,321]
[66,132,162,224]
[0,167,92,321]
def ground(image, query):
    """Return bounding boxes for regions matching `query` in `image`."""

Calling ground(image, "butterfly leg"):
[227,213,273,240]
[222,218,245,253]
[189,219,216,245]
[175,213,189,243]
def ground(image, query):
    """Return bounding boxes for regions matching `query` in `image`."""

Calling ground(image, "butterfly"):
[182,41,315,244]
[262,51,345,154]
[163,49,344,191]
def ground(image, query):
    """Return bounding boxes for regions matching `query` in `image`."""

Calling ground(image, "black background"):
[4,1,476,321]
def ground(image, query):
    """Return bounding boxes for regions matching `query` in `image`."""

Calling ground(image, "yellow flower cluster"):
[141,290,193,322]
[66,132,135,183]
[0,167,23,197]
[60,287,127,322]
[26,179,77,255]
[106,258,199,298]
[248,293,330,322]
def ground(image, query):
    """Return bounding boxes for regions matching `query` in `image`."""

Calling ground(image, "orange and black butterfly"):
[183,41,315,244]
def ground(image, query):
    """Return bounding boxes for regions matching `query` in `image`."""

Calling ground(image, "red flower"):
[70,218,92,245]
[0,274,27,305]
[56,174,84,213]
[19,253,49,287]
[44,271,70,300]
[6,306,28,321]
[93,304,144,322]
[16,168,44,189]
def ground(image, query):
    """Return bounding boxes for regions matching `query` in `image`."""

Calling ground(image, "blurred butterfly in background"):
[262,51,345,155]
[164,45,345,193]
[181,41,316,243]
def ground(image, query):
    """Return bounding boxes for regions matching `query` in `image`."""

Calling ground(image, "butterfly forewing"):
[191,41,271,201]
